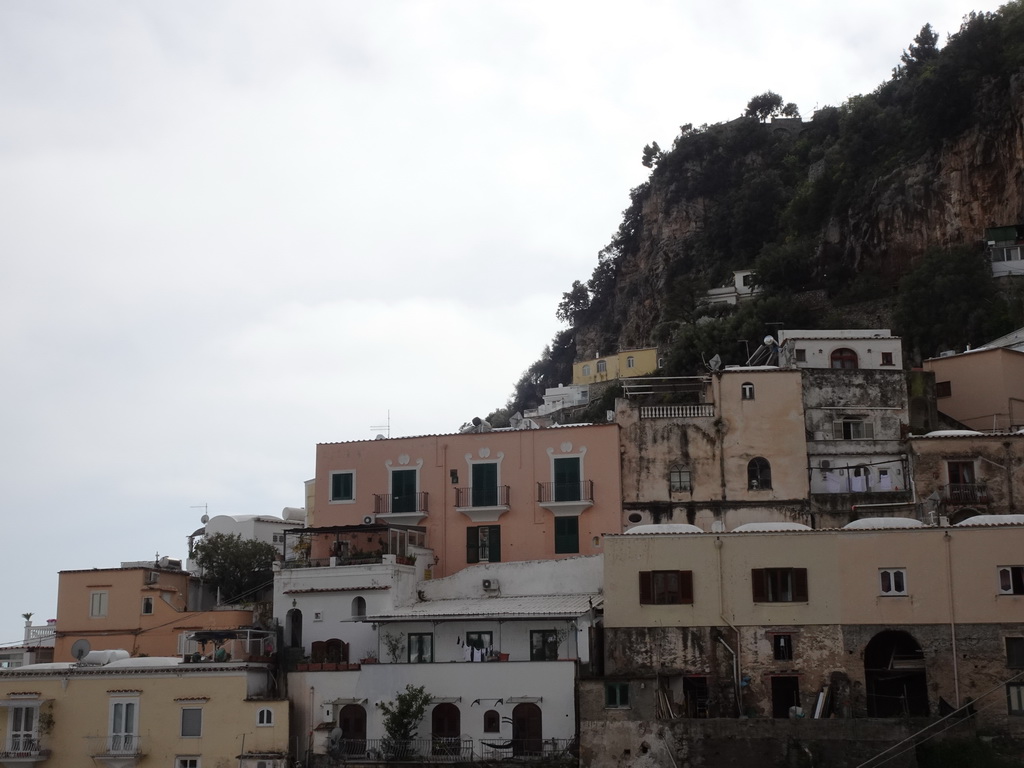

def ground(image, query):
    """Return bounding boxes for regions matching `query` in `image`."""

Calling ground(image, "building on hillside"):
[0,618,55,669]
[923,345,1024,432]
[701,270,759,306]
[581,520,1024,767]
[616,368,810,531]
[523,383,590,421]
[572,347,659,386]
[987,223,1024,277]
[908,430,1024,521]
[54,559,269,662]
[288,556,600,766]
[0,653,288,767]
[777,330,912,523]
[187,507,306,573]
[311,423,622,576]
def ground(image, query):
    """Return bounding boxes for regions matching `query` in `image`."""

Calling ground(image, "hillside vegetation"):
[490,2,1024,425]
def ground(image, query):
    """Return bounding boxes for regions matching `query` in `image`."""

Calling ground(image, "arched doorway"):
[285,608,302,649]
[431,703,461,756]
[948,507,982,525]
[512,703,542,757]
[864,630,929,716]
[339,704,366,755]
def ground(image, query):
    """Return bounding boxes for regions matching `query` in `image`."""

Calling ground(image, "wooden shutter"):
[466,528,479,564]
[751,569,766,602]
[792,568,809,602]
[679,571,694,604]
[639,572,653,604]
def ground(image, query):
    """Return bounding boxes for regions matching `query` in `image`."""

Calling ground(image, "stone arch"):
[864,629,928,716]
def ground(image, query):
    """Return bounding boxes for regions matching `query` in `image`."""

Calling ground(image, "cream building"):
[572,347,659,386]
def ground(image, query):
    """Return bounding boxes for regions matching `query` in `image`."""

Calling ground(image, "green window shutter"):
[488,525,501,562]
[792,568,809,602]
[554,517,579,554]
[553,457,581,501]
[680,571,694,604]
[391,469,416,513]
[466,528,479,564]
[639,572,653,604]
[472,463,498,507]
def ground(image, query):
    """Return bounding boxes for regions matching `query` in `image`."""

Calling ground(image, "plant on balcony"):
[382,632,405,663]
[377,685,432,760]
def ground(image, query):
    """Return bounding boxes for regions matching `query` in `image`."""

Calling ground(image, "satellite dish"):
[709,354,722,372]
[71,639,91,661]
[763,335,776,346]
[200,514,210,524]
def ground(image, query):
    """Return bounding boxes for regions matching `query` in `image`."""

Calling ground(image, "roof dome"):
[623,523,704,534]
[732,522,812,532]
[843,517,924,529]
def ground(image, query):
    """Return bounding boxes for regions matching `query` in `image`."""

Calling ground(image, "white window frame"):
[8,704,39,753]
[669,466,692,492]
[879,568,907,596]
[90,590,109,618]
[141,596,154,615]
[180,706,203,738]
[257,708,274,727]
[176,759,200,768]
[108,696,139,753]
[999,566,1024,595]
[329,470,356,504]
[741,382,755,400]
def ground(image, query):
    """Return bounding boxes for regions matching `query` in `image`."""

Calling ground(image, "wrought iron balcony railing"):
[454,485,510,508]
[373,492,429,515]
[537,481,593,504]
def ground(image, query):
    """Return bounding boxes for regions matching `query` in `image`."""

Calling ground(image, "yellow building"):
[0,655,289,767]
[572,347,659,386]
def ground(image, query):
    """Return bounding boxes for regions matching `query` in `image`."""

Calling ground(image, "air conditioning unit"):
[362,515,375,525]
[482,579,499,591]
[820,460,831,470]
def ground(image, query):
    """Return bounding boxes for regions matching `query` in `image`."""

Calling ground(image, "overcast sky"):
[0,0,987,645]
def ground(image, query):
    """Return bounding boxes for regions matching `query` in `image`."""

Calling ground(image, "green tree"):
[744,91,785,122]
[641,141,662,168]
[377,685,432,758]
[191,533,276,603]
[555,280,590,325]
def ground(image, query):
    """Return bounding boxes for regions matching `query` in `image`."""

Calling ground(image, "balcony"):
[454,486,510,523]
[373,492,429,524]
[87,735,143,768]
[537,481,594,518]
[942,483,990,505]
[639,403,715,419]
[0,737,49,765]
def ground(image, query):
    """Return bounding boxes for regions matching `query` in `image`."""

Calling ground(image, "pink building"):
[312,423,623,577]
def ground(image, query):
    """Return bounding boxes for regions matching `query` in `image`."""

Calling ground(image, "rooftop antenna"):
[191,504,209,524]
[371,410,391,439]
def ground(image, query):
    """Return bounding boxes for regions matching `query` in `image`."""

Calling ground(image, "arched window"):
[830,348,858,369]
[257,708,274,726]
[626,356,635,369]
[747,458,772,490]
[669,465,692,492]
[483,709,501,733]
[741,382,755,400]
[582,364,591,376]
[432,703,461,756]
[596,360,607,373]
[351,596,366,618]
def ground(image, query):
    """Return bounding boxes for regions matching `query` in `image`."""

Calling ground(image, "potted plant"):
[359,649,379,664]
[382,632,404,663]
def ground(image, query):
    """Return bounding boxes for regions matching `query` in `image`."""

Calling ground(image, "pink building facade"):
[313,423,623,578]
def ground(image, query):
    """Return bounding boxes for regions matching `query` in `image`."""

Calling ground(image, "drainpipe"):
[715,536,743,716]
[944,531,960,707]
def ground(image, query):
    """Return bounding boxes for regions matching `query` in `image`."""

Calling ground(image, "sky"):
[0,0,989,646]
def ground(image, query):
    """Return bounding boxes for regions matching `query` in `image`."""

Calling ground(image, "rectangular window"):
[330,471,355,502]
[141,597,154,615]
[181,708,202,738]
[90,591,108,618]
[109,699,138,752]
[879,568,908,596]
[795,349,806,362]
[1008,683,1024,715]
[596,360,607,373]
[177,760,200,768]
[9,705,37,752]
[880,351,894,366]
[471,462,499,507]
[530,629,559,661]
[741,383,755,400]
[408,633,433,663]
[639,570,694,605]
[605,682,630,708]
[935,381,952,398]
[391,469,418,513]
[772,634,794,661]
[1007,638,1024,668]
[999,566,1024,595]
[669,468,692,492]
[751,568,809,603]
[833,419,874,439]
[466,631,493,650]
[554,516,579,554]
[467,526,501,563]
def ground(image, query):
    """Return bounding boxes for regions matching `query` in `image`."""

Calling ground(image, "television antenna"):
[371,411,391,439]
[191,503,209,524]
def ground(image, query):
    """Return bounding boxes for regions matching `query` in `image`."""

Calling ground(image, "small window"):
[258,708,274,726]
[330,471,355,502]
[741,272,754,287]
[466,631,493,651]
[141,597,154,615]
[408,633,433,663]
[554,517,579,554]
[830,348,858,369]
[530,629,559,661]
[313,611,323,622]
[177,760,200,768]
[483,709,500,732]
[773,634,794,661]
[834,418,874,440]
[467,525,501,563]
[999,566,1024,595]
[747,458,772,490]
[626,356,635,369]
[351,596,366,618]
[741,382,755,400]
[1008,683,1024,715]
[880,351,894,366]
[90,591,108,618]
[752,568,808,603]
[669,466,692,492]
[605,682,630,708]
[582,364,591,377]
[639,570,694,605]
[935,381,952,398]
[1007,638,1024,668]
[879,568,907,596]
[795,349,806,362]
[596,360,607,373]
[181,707,202,738]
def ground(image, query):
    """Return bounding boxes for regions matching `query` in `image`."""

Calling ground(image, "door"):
[553,457,581,501]
[512,703,543,756]
[431,703,461,756]
[770,676,800,718]
[339,705,366,755]
[391,469,417,513]
[472,463,498,507]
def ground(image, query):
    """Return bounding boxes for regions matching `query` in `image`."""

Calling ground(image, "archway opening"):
[864,630,928,716]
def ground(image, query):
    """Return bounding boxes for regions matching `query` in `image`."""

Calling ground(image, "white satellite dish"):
[71,638,91,661]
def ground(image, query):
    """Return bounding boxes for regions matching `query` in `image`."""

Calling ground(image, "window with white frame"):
[109,697,138,752]
[141,596,154,615]
[176,759,200,768]
[181,707,202,738]
[999,566,1024,595]
[582,364,591,377]
[879,568,907,596]
[669,466,692,492]
[1009,683,1024,715]
[626,356,635,369]
[8,704,38,753]
[834,418,874,439]
[741,382,755,400]
[257,708,274,726]
[330,471,355,502]
[596,360,607,373]
[90,590,108,618]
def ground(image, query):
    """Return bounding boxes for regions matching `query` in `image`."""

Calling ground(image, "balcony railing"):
[331,736,576,762]
[943,483,990,504]
[537,481,594,504]
[0,736,47,758]
[88,734,142,756]
[374,492,429,515]
[640,404,715,419]
[454,486,510,508]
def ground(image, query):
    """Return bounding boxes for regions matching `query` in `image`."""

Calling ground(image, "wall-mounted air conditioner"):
[362,515,375,525]
[482,579,499,591]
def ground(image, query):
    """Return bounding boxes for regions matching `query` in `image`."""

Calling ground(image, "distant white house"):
[187,507,307,574]
[702,270,759,306]
[524,383,590,419]
[987,224,1024,277]
[0,618,55,668]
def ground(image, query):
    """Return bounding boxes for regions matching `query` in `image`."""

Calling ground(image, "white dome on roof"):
[843,517,924,529]
[921,430,983,437]
[732,522,812,532]
[954,514,1024,527]
[623,523,704,534]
